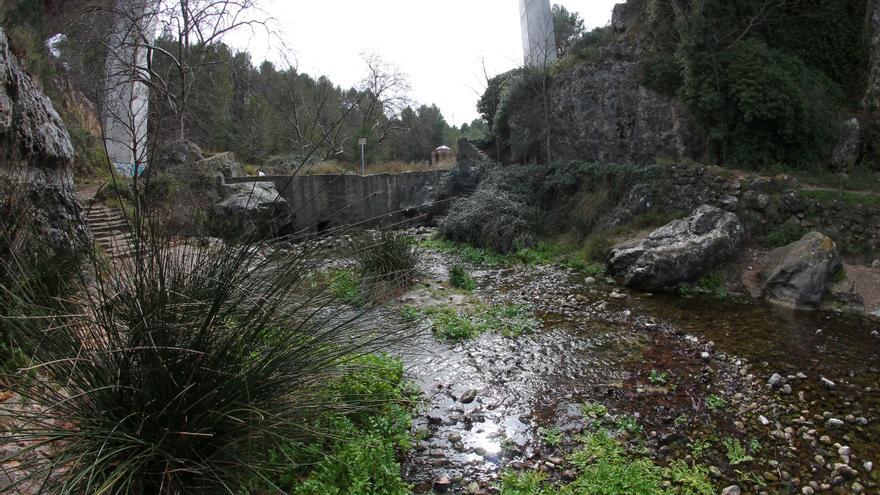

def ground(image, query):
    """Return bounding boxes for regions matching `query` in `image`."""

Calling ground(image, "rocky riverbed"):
[387,234,880,495]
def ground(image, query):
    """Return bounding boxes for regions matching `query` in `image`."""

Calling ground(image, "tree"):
[552,4,585,57]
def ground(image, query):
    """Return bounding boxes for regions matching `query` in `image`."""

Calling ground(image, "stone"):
[608,205,744,291]
[459,389,478,404]
[829,118,864,172]
[801,487,814,495]
[768,373,784,388]
[432,474,451,491]
[827,418,845,428]
[467,481,481,494]
[215,181,290,239]
[820,377,836,388]
[721,485,741,495]
[756,232,842,309]
[0,28,90,259]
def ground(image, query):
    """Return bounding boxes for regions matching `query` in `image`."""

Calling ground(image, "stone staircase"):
[84,204,136,259]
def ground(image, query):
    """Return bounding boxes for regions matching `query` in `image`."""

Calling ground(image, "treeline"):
[480,0,877,171]
[150,37,484,167]
[1,0,489,172]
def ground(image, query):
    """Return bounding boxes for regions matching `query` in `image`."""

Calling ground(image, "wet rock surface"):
[392,231,880,494]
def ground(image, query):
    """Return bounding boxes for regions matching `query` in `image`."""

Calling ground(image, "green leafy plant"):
[581,402,608,418]
[539,426,564,447]
[449,264,476,291]
[399,305,422,321]
[689,439,711,459]
[425,306,481,342]
[649,370,670,385]
[616,415,643,434]
[723,437,755,466]
[706,394,728,411]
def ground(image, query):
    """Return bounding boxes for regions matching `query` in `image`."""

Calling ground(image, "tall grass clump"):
[0,190,415,493]
[348,230,419,302]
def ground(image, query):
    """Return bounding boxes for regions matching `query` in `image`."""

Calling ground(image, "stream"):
[389,243,880,494]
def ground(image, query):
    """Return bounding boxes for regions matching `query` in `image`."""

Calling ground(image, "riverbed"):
[390,241,880,494]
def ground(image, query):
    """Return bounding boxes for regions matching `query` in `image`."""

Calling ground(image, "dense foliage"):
[480,0,875,170]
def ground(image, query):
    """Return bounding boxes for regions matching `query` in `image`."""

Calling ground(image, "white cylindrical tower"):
[519,0,557,67]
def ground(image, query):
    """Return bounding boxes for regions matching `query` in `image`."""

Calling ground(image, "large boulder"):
[215,182,290,238]
[608,205,744,291]
[756,231,842,309]
[0,27,89,257]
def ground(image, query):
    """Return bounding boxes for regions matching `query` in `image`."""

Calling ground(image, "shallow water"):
[393,250,880,494]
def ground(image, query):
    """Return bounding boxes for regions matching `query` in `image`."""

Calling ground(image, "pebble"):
[826,418,845,428]
[820,377,836,388]
[467,481,481,494]
[459,389,478,404]
[759,415,770,426]
[609,291,627,299]
[801,487,814,495]
[708,466,722,479]
[852,481,864,494]
[838,445,851,463]
[448,432,462,443]
[584,277,596,285]
[864,461,873,472]
[768,373,784,388]
[721,485,741,495]
[781,384,792,395]
[433,474,451,491]
[819,435,833,445]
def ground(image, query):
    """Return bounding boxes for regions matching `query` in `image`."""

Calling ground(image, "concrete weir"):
[224,170,448,232]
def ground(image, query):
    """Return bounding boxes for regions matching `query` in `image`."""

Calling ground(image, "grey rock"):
[829,118,864,172]
[536,57,700,165]
[821,377,836,389]
[0,28,89,258]
[216,182,290,238]
[827,418,845,427]
[756,232,842,309]
[608,205,744,291]
[721,485,741,495]
[768,373,784,388]
[459,389,478,404]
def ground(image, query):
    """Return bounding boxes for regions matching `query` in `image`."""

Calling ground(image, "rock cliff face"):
[547,59,700,164]
[0,27,89,256]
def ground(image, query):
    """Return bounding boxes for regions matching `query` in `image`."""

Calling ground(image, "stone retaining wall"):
[224,170,448,232]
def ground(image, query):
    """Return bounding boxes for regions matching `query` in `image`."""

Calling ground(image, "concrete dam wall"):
[225,170,448,232]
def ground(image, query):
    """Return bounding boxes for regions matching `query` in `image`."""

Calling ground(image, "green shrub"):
[449,264,476,291]
[331,269,363,305]
[255,355,416,495]
[349,230,419,301]
[425,306,481,342]
[765,222,807,247]
[3,212,412,493]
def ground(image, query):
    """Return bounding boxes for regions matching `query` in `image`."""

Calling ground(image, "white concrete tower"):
[102,0,156,175]
[519,0,557,67]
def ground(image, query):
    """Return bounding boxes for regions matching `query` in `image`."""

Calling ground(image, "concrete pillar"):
[102,0,155,176]
[519,0,557,67]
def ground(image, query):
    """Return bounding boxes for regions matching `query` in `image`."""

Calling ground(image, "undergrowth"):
[424,303,539,342]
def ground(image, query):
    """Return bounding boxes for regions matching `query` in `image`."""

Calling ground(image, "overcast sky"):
[227,1,618,127]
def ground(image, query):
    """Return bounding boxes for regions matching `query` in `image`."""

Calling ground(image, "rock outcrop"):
[608,205,744,291]
[215,182,290,238]
[0,27,89,257]
[755,232,842,309]
[545,59,700,164]
[829,118,864,172]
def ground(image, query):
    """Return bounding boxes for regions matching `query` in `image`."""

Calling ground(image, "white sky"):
[227,0,618,126]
